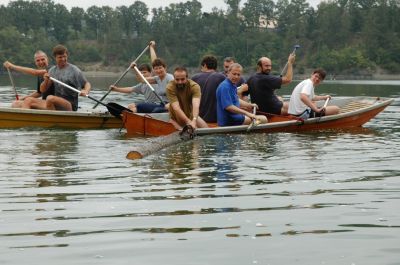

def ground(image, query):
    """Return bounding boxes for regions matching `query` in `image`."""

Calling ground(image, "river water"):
[0,75,399,265]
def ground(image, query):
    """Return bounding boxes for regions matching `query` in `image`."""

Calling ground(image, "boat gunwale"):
[126,97,394,135]
[0,106,115,118]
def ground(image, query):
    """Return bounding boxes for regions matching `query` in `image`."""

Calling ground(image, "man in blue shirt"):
[216,63,268,126]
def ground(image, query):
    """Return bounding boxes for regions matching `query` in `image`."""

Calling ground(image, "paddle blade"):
[106,102,132,118]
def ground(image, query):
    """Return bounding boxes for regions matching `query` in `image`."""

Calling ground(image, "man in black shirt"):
[192,55,226,123]
[4,50,54,109]
[247,54,295,115]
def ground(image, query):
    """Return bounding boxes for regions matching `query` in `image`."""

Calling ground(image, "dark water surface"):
[0,76,399,265]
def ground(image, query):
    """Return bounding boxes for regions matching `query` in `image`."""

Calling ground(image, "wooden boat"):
[123,97,394,136]
[0,106,123,129]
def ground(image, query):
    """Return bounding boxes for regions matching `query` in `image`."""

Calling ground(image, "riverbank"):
[82,70,400,81]
[1,66,399,81]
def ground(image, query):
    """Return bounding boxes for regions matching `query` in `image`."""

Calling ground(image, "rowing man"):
[4,50,54,109]
[288,69,340,119]
[166,66,208,130]
[216,63,267,126]
[41,44,90,111]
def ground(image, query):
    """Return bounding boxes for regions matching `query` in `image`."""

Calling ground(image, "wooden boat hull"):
[0,107,122,129]
[123,97,394,136]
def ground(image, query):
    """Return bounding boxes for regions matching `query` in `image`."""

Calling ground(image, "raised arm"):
[4,61,46,76]
[149,41,157,63]
[281,53,295,85]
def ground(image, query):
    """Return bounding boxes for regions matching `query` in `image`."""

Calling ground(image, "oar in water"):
[126,125,195,160]
[49,77,131,118]
[280,44,300,77]
[93,43,151,109]
[7,68,19,100]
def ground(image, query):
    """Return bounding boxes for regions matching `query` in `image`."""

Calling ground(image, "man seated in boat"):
[191,55,226,123]
[221,57,249,101]
[41,44,91,111]
[216,63,268,126]
[110,63,161,113]
[247,53,296,115]
[288,69,340,119]
[3,50,54,109]
[166,66,208,130]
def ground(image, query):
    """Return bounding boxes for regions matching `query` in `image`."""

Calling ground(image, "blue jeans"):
[136,102,167,113]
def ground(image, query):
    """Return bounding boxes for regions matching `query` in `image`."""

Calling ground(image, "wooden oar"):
[93,43,151,109]
[126,125,195,160]
[323,97,330,109]
[7,68,19,100]
[49,77,132,118]
[131,64,165,106]
[246,105,257,132]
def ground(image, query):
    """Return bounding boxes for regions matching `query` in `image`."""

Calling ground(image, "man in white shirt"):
[288,69,339,119]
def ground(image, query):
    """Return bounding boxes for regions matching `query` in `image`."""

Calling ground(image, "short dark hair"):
[138,63,152,72]
[224,56,236,63]
[152,58,167,68]
[174,66,188,77]
[201,55,218,70]
[52,44,68,57]
[313,68,327,80]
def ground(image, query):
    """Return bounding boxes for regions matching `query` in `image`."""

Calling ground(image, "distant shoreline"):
[82,70,400,81]
[1,70,399,81]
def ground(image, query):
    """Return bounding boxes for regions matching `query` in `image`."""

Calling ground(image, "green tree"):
[241,0,275,29]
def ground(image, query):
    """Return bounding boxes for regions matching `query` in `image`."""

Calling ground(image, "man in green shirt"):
[166,67,208,130]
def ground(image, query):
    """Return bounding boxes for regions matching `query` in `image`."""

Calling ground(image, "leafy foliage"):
[0,0,399,75]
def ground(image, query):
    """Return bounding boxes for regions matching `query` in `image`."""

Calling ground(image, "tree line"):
[0,0,399,76]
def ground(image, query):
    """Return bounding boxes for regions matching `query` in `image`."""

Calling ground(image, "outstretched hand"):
[3,61,13,69]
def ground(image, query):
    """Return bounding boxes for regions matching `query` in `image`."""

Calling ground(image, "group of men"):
[4,44,90,111]
[3,41,339,129]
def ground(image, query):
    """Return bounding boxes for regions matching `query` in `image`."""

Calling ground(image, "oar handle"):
[132,65,165,106]
[50,77,80,93]
[323,97,330,109]
[7,68,19,100]
[246,105,258,132]
[280,44,300,77]
[50,76,110,108]
[93,43,151,109]
[50,76,132,118]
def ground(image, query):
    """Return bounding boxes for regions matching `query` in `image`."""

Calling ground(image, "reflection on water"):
[0,79,399,265]
[34,132,79,178]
